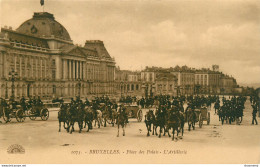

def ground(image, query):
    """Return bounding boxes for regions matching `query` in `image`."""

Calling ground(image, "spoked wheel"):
[28,109,36,120]
[137,109,143,122]
[3,108,11,123]
[199,113,203,128]
[207,112,210,125]
[16,109,26,122]
[40,108,49,121]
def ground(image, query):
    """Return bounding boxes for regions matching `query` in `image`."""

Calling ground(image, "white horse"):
[94,109,103,128]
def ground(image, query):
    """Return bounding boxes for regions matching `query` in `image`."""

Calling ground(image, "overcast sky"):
[0,0,260,85]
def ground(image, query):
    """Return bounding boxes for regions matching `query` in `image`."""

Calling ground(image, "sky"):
[0,0,260,85]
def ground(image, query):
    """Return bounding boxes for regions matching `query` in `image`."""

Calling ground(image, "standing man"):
[252,103,258,125]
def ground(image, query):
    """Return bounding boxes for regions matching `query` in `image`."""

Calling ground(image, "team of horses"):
[144,106,187,141]
[58,103,128,137]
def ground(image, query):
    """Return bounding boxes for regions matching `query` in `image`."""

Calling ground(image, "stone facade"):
[0,12,115,99]
[115,67,142,96]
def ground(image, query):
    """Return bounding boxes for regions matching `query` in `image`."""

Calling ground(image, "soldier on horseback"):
[35,96,43,115]
[118,104,128,123]
[84,98,90,106]
[20,96,27,111]
[0,98,10,123]
[214,100,220,115]
[75,96,82,105]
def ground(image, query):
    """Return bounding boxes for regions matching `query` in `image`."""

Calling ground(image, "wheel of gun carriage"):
[16,109,26,122]
[40,108,49,121]
[3,107,12,123]
[28,108,36,120]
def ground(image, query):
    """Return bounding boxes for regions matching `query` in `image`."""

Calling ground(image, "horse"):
[0,99,10,123]
[58,103,69,132]
[166,111,181,141]
[144,109,155,136]
[92,108,103,128]
[154,107,167,138]
[52,98,64,104]
[102,105,117,127]
[178,112,185,137]
[116,107,128,137]
[67,105,84,134]
[186,108,196,131]
[83,106,94,132]
[217,107,226,125]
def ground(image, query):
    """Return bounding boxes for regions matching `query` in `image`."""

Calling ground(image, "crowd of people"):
[0,93,259,125]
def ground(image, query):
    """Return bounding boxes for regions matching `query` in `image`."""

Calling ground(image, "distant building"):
[171,65,195,95]
[141,67,177,96]
[220,75,237,94]
[115,67,142,96]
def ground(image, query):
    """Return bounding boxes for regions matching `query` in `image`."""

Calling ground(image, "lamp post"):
[145,83,148,98]
[8,68,18,101]
[120,81,123,97]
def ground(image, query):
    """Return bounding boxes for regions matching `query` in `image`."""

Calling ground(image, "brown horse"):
[67,106,84,134]
[186,108,196,131]
[83,106,94,132]
[102,105,117,127]
[166,111,180,141]
[58,104,69,132]
[144,109,155,136]
[116,106,128,137]
[155,108,167,138]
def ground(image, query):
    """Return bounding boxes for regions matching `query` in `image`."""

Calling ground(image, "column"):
[19,56,22,78]
[62,59,65,79]
[31,57,33,78]
[40,58,42,79]
[35,58,38,79]
[82,62,84,80]
[78,61,80,79]
[45,59,47,79]
[72,60,75,79]
[64,59,68,79]
[68,60,71,80]
[75,61,78,79]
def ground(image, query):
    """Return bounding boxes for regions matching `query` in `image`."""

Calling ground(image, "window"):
[52,59,55,66]
[136,85,139,90]
[52,69,56,79]
[53,85,56,94]
[149,73,153,82]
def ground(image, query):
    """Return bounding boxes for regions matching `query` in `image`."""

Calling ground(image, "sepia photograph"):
[0,0,259,165]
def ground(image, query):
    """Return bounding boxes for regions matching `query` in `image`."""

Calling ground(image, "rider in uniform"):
[84,98,90,106]
[0,98,10,122]
[117,104,128,124]
[36,96,43,114]
[20,96,27,111]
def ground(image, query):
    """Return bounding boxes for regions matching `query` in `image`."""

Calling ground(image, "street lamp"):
[145,83,148,98]
[8,68,18,101]
[120,81,123,97]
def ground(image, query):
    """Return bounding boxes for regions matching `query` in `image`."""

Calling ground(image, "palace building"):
[0,12,116,99]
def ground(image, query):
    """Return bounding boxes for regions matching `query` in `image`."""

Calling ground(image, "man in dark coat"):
[252,104,258,125]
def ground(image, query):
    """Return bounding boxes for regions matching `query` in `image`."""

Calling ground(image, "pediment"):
[67,47,86,57]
